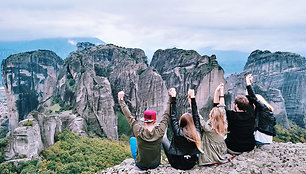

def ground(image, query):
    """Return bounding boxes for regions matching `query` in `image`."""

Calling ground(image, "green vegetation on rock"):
[23,121,33,127]
[0,127,8,139]
[274,121,306,143]
[0,137,9,163]
[0,130,131,174]
[51,96,73,113]
[117,111,132,138]
[94,64,111,77]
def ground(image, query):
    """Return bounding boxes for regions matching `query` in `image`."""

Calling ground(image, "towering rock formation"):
[226,72,290,129]
[151,48,225,119]
[1,50,63,131]
[245,50,305,128]
[226,50,305,128]
[56,44,168,139]
[136,67,168,121]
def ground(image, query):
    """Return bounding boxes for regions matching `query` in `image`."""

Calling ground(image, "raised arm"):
[118,91,137,128]
[211,83,227,124]
[188,89,201,134]
[168,88,184,137]
[246,74,265,109]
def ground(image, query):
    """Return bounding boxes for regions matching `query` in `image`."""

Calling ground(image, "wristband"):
[219,96,224,98]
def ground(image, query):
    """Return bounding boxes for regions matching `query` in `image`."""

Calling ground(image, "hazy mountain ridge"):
[0,37,105,86]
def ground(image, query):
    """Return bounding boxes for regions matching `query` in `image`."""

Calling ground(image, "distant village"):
[0,87,8,121]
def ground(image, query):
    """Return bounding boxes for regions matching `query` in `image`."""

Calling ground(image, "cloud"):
[67,39,76,45]
[0,0,306,59]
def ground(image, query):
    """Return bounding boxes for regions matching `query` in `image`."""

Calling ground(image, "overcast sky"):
[1,0,306,59]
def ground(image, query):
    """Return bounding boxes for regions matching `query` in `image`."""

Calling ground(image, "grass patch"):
[49,104,61,113]
[23,121,33,127]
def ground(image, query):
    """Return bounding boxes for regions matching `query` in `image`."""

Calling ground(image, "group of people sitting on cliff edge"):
[117,74,276,170]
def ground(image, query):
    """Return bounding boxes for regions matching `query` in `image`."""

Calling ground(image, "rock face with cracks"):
[4,111,87,161]
[226,50,306,129]
[1,50,63,131]
[242,50,305,128]
[151,48,225,120]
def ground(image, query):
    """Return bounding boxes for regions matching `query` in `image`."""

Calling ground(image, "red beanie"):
[143,110,156,122]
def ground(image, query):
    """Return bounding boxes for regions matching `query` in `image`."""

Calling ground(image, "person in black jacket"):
[162,88,203,170]
[246,74,276,145]
[220,77,256,154]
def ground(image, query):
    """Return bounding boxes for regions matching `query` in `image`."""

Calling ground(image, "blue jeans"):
[130,137,137,160]
[256,141,268,145]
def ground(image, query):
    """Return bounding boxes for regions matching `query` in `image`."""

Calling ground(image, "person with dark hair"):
[215,79,256,154]
[162,88,203,170]
[246,74,276,145]
[118,91,170,170]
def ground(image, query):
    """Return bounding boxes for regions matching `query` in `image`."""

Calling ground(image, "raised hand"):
[169,88,176,97]
[246,74,253,86]
[188,89,195,99]
[216,83,224,93]
[118,91,125,100]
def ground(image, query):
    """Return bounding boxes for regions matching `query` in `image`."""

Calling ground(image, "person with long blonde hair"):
[162,88,203,170]
[198,83,231,165]
[246,74,276,145]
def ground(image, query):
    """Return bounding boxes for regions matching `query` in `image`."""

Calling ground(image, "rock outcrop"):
[1,50,63,131]
[55,44,168,139]
[100,143,306,174]
[243,50,305,128]
[151,48,225,120]
[226,72,290,129]
[4,110,87,161]
[76,42,95,51]
[226,50,305,128]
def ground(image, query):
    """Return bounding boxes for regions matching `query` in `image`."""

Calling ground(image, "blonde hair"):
[209,107,227,135]
[179,113,204,153]
[255,94,274,112]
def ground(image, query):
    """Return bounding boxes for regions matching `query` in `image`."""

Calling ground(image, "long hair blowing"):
[179,113,203,153]
[209,107,227,135]
[255,94,274,112]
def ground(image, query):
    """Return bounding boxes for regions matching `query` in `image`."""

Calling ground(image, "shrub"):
[0,138,9,163]
[94,65,111,77]
[0,127,8,138]
[117,111,132,137]
[201,65,214,73]
[23,121,33,127]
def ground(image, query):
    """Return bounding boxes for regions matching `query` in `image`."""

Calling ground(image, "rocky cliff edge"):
[100,143,306,174]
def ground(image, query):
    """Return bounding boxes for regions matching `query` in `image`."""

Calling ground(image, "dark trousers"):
[162,136,198,170]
